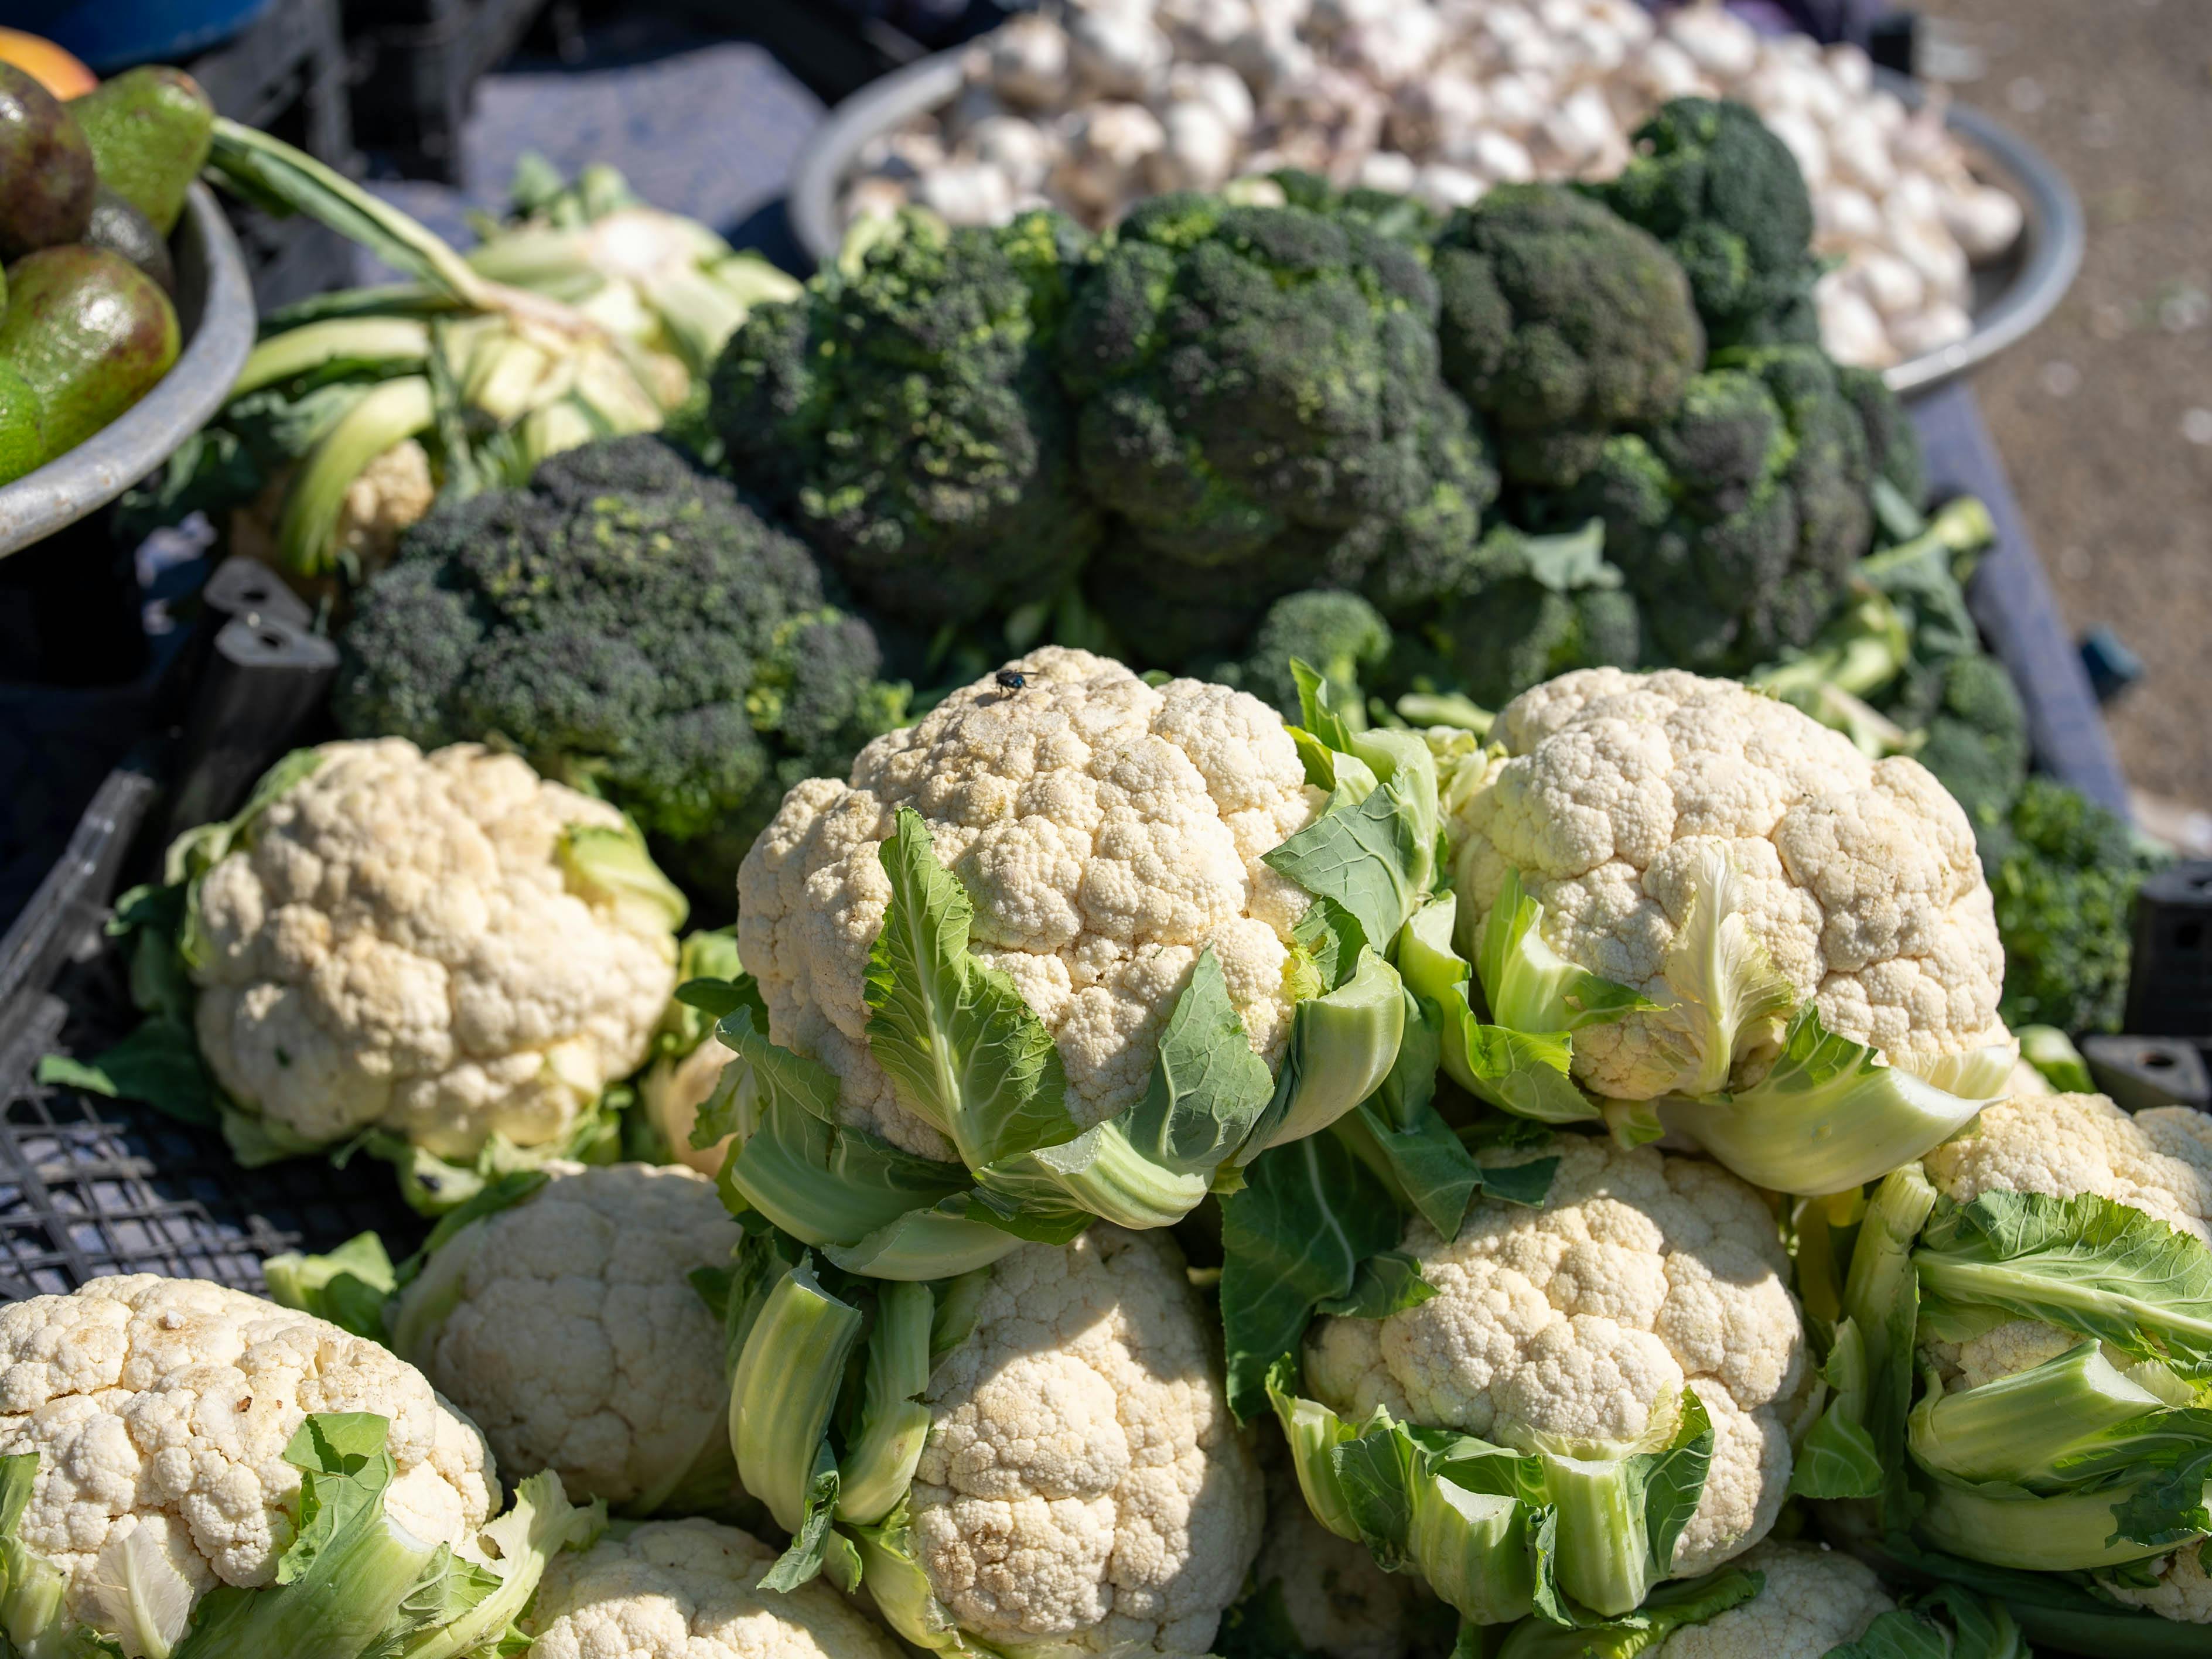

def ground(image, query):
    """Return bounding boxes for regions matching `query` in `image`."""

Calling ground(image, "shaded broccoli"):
[709,209,1098,630]
[1914,651,2030,829]
[1557,345,1879,673]
[333,435,907,904]
[1381,521,1642,711]
[1592,97,1821,351]
[1981,777,2162,1036]
[1430,183,1704,489]
[1060,192,1496,657]
[1836,361,1929,516]
[1210,588,1392,722]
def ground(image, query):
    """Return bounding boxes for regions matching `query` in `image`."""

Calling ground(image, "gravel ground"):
[1923,0,2212,822]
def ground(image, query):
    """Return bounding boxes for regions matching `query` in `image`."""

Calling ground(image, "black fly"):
[995,670,1026,691]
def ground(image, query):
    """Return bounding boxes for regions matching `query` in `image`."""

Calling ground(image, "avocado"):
[84,186,174,296]
[66,67,213,238]
[0,361,43,484]
[0,245,177,462]
[0,62,94,261]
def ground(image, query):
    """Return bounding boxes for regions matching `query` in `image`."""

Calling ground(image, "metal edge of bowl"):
[0,181,257,559]
[786,52,2083,398]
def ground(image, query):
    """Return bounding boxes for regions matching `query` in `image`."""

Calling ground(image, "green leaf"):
[1218,1135,1405,1419]
[1462,1025,1600,1125]
[730,1253,863,1558]
[1247,947,1406,1156]
[1331,1417,1421,1571]
[1265,742,1435,951]
[1493,1567,1764,1658]
[37,1018,220,1128]
[1843,1163,1939,1528]
[1634,1388,1713,1579]
[864,808,1081,1168]
[1476,869,1656,1037]
[1332,1098,1482,1241]
[1788,1317,1886,1500]
[1316,1250,1437,1320]
[1115,947,1275,1179]
[1915,1190,2212,1381]
[262,1233,396,1343]
[557,820,689,937]
[1646,848,1795,1098]
[760,1438,844,1592]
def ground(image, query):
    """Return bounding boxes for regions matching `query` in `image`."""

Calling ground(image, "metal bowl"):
[787,53,2083,400]
[0,182,257,558]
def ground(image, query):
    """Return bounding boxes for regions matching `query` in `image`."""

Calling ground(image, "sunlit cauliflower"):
[523,1518,906,1659]
[1447,668,2008,1101]
[1305,1135,1811,1578]
[1920,1091,2212,1392]
[392,1162,743,1514]
[0,1276,496,1639]
[1657,1542,1894,1658]
[189,739,681,1163]
[907,1226,1263,1654]
[738,647,1320,1160]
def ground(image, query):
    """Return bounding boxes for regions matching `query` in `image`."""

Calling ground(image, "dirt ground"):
[1920,0,2211,829]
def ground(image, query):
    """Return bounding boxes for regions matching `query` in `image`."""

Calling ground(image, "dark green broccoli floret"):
[333,435,907,904]
[1060,192,1496,655]
[1592,98,1821,351]
[1382,523,1642,709]
[1836,362,1928,516]
[1914,652,2030,829]
[1212,588,1392,721]
[1558,345,1878,673]
[1983,777,2162,1036]
[1430,183,1704,489]
[710,209,1099,630]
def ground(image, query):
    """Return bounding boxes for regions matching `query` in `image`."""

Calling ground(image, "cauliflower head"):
[396,1162,742,1513]
[190,739,680,1159]
[909,1226,1263,1655]
[1655,1542,1893,1658]
[1305,1135,1810,1578]
[525,1518,905,1659]
[2107,1542,2212,1625]
[638,1034,735,1176]
[738,647,1320,1160]
[1919,1092,2212,1392]
[1448,668,2008,1102]
[0,1276,496,1636]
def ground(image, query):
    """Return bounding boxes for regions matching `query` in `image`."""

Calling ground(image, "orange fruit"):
[0,30,96,100]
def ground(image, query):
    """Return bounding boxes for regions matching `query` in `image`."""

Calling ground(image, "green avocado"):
[0,62,96,261]
[66,66,213,238]
[0,361,45,485]
[83,187,175,296]
[0,245,178,463]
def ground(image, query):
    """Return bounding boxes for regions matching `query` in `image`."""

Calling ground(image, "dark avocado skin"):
[0,63,96,261]
[66,67,214,239]
[0,245,179,462]
[83,187,175,296]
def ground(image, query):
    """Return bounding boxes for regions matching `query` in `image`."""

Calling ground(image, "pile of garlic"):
[838,0,2025,371]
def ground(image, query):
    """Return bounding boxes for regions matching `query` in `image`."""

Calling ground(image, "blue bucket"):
[3,0,275,74]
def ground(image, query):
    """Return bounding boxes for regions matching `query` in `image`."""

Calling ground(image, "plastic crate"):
[343,0,552,179]
[192,0,362,310]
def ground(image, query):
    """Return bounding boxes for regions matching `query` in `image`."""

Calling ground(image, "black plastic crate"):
[343,0,551,179]
[192,0,361,310]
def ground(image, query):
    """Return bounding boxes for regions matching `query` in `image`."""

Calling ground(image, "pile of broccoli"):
[334,436,907,903]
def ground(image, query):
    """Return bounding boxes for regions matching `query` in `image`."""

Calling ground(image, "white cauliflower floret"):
[1449,669,2008,1100]
[1660,1542,1894,1657]
[525,1518,906,1659]
[1305,1136,1808,1576]
[738,648,1321,1159]
[190,739,679,1159]
[0,1276,496,1636]
[910,1225,1262,1654]
[2108,1542,2212,1626]
[1921,1093,2212,1391]
[400,1163,742,1511]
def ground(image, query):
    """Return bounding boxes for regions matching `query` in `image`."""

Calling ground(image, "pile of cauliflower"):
[840,0,2021,371]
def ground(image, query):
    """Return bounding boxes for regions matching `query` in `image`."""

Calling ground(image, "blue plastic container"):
[4,0,274,73]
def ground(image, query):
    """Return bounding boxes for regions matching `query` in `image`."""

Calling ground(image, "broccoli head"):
[1060,192,1496,651]
[1381,521,1643,710]
[1836,362,1928,516]
[1558,345,1879,673]
[1209,588,1392,722]
[1911,651,2030,830]
[709,208,1099,630]
[1592,98,1821,352]
[1982,777,2162,1036]
[1431,183,1704,490]
[333,435,907,904]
